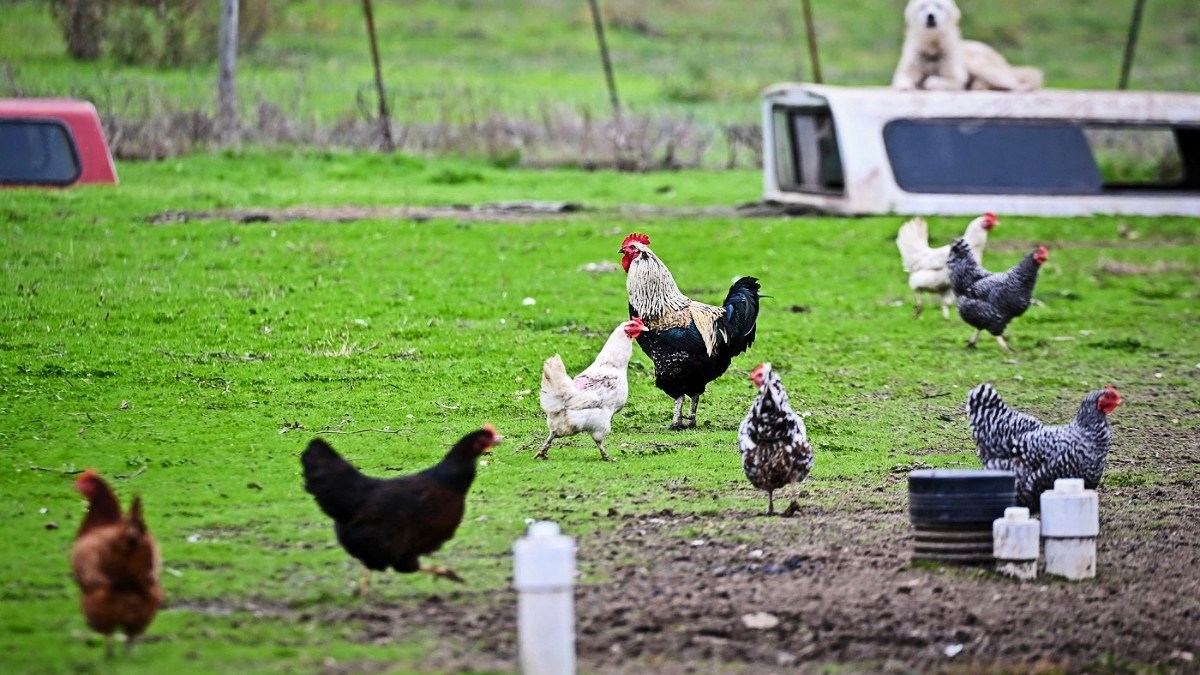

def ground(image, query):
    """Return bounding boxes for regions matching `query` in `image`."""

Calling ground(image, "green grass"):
[2,0,1198,128]
[1,154,1199,671]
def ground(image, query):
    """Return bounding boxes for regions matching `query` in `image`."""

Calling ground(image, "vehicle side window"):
[0,120,82,185]
[884,119,1103,194]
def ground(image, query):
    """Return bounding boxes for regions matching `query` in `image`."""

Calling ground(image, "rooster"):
[947,238,1046,351]
[538,317,644,461]
[738,363,814,516]
[896,212,997,318]
[70,470,163,657]
[967,384,1121,509]
[620,233,761,429]
[301,426,500,594]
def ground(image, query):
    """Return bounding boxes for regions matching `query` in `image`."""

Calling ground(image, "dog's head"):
[905,0,960,30]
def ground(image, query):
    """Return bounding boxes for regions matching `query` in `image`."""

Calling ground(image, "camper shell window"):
[0,119,81,186]
[771,106,844,195]
[884,118,1197,195]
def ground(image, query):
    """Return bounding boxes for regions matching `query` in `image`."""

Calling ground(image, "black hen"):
[967,384,1121,509]
[947,238,1046,351]
[620,233,761,428]
[300,426,499,593]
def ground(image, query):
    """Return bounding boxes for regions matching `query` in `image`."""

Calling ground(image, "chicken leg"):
[355,567,372,597]
[939,291,953,320]
[766,490,776,516]
[104,635,114,659]
[535,432,556,460]
[966,329,981,349]
[592,438,613,462]
[912,291,924,319]
[684,395,700,428]
[781,481,801,518]
[670,397,686,429]
[420,565,466,583]
[995,335,1014,352]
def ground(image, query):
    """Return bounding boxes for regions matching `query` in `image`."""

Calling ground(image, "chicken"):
[70,470,163,657]
[738,363,814,516]
[947,238,1047,351]
[620,233,761,429]
[538,317,644,461]
[896,212,997,318]
[967,384,1121,509]
[300,426,500,594]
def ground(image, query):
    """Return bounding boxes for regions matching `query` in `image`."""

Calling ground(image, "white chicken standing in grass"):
[896,212,997,318]
[537,317,644,461]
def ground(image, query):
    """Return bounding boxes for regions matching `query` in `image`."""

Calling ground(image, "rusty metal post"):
[1118,0,1146,90]
[801,0,823,84]
[586,0,622,120]
[362,0,394,151]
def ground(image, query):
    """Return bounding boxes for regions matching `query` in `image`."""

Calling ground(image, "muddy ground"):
[277,416,1200,674]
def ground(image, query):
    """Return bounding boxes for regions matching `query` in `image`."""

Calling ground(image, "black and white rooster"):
[947,238,1047,351]
[967,383,1122,509]
[737,363,813,516]
[620,233,762,429]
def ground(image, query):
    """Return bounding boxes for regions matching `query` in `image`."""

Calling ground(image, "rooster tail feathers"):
[301,438,373,521]
[717,276,762,353]
[896,217,930,271]
[540,354,574,413]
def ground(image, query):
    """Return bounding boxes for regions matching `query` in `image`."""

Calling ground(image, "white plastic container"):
[993,506,1040,580]
[513,521,576,675]
[1039,478,1099,580]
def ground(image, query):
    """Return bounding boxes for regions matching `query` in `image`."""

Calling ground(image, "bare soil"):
[295,427,1200,674]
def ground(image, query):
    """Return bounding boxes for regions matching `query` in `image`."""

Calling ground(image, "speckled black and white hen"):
[738,363,813,517]
[947,238,1046,351]
[967,383,1121,509]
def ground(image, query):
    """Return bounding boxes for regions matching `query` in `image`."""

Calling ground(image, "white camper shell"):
[761,84,1200,216]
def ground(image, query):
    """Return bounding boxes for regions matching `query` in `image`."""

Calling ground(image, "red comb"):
[483,424,497,435]
[983,212,996,222]
[622,233,651,248]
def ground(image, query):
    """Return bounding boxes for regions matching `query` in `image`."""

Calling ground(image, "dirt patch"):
[229,476,1199,673]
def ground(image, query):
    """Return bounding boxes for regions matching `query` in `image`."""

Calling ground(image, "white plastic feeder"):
[513,521,576,675]
[993,506,1040,580]
[1039,478,1099,580]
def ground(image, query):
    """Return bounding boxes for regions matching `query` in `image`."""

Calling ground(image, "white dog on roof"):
[892,0,1043,92]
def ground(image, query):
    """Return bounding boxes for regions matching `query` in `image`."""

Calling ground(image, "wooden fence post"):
[217,0,239,142]
[362,0,395,152]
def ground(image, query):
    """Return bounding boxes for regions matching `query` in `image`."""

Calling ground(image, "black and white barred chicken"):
[947,238,1047,351]
[737,363,813,517]
[620,233,761,429]
[967,383,1121,509]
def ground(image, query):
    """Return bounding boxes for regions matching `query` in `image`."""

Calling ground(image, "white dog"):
[892,0,1043,92]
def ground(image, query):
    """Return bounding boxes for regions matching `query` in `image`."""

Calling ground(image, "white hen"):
[538,318,644,461]
[896,213,996,318]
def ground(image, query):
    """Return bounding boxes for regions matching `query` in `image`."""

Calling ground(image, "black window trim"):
[0,116,84,187]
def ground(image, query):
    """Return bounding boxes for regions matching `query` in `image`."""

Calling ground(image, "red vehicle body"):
[0,99,118,186]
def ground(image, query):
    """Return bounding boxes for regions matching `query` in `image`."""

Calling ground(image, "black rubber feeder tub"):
[908,469,1016,564]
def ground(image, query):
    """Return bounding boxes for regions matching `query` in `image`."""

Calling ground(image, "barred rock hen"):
[538,317,644,461]
[71,470,163,657]
[947,238,1047,351]
[896,212,996,318]
[301,427,500,594]
[738,363,813,516]
[620,233,761,429]
[968,384,1121,509]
